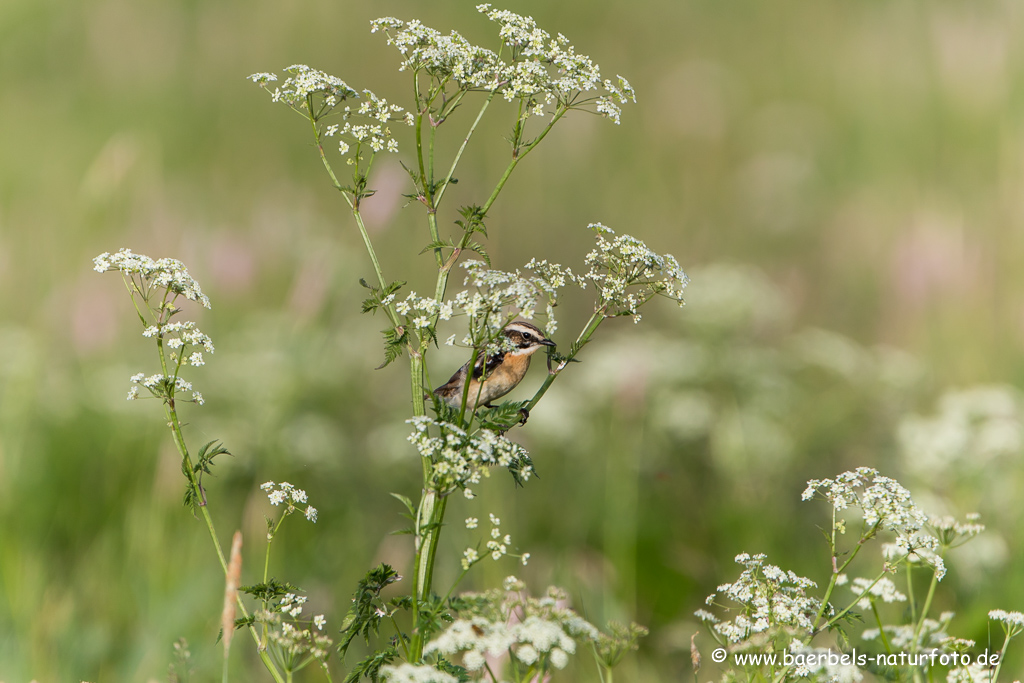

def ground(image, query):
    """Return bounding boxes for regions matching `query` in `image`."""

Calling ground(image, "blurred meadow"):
[3,0,1024,680]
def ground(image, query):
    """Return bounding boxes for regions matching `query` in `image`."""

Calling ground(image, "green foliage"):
[338,564,403,658]
[343,646,398,683]
[378,326,411,369]
[475,400,530,432]
[360,278,406,315]
[434,657,471,683]
[240,578,301,604]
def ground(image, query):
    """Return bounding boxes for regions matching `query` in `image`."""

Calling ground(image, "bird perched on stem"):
[434,321,555,411]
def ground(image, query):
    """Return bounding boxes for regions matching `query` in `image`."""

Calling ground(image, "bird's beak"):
[540,337,556,347]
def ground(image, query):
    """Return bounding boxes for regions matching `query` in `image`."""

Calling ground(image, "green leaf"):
[389,492,415,516]
[377,327,409,369]
[239,578,300,604]
[234,615,256,630]
[455,205,487,238]
[477,400,530,432]
[361,280,406,316]
[389,595,413,611]
[508,452,536,488]
[465,240,490,266]
[435,658,471,683]
[343,646,398,683]
[420,239,457,255]
[194,440,230,475]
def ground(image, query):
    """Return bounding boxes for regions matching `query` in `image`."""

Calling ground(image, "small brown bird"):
[434,321,555,410]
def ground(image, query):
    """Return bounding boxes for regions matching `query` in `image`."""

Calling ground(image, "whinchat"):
[434,321,555,410]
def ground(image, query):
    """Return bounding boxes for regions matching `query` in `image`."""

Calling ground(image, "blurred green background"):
[3,0,1024,680]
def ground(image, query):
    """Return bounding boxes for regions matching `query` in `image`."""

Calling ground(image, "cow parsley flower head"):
[94,248,211,309]
[425,581,604,675]
[928,514,985,549]
[701,553,820,644]
[582,223,687,320]
[261,481,318,523]
[863,611,955,650]
[380,663,459,683]
[370,17,503,90]
[257,64,358,108]
[407,417,532,495]
[249,66,409,158]
[476,5,636,122]
[372,8,635,124]
[989,609,1024,638]
[802,467,927,536]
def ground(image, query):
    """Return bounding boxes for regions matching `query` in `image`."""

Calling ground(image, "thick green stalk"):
[410,489,448,661]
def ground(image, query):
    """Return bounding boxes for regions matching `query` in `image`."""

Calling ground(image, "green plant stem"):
[810,520,880,632]
[592,646,610,683]
[991,631,1012,683]
[426,92,497,312]
[819,568,889,633]
[911,562,942,649]
[434,92,495,209]
[410,490,449,661]
[307,107,403,331]
[165,405,286,683]
[525,306,606,412]
[871,602,894,656]
[480,106,566,216]
[906,565,917,624]
[350,209,402,329]
[141,294,284,682]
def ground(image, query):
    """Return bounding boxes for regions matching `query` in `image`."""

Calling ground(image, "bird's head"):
[503,321,556,356]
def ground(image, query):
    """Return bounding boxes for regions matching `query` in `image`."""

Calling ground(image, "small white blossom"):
[462,548,479,570]
[849,576,907,610]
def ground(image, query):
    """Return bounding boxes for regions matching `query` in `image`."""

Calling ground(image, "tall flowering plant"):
[694,468,1023,683]
[98,6,682,682]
